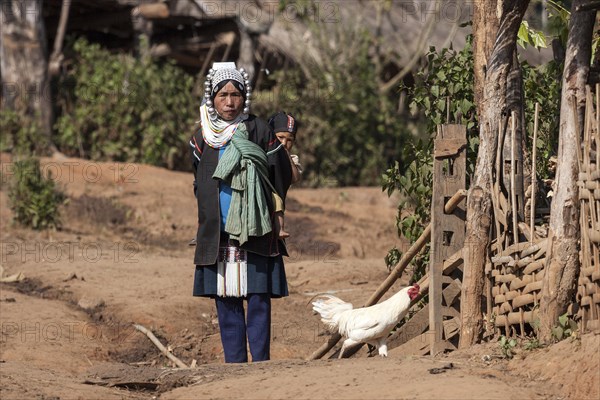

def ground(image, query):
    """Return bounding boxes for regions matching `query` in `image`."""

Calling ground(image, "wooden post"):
[131,2,154,62]
[530,103,539,243]
[193,42,218,98]
[254,47,270,92]
[48,0,71,77]
[430,124,467,355]
[502,111,525,224]
[220,32,236,62]
[236,23,257,78]
[511,111,519,246]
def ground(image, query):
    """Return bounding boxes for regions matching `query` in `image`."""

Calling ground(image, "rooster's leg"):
[339,338,359,359]
[377,339,388,357]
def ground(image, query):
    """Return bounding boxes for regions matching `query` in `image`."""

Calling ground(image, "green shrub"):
[522,60,562,180]
[551,313,578,341]
[252,24,410,187]
[498,335,518,359]
[8,158,66,230]
[0,109,49,155]
[54,38,196,169]
[382,36,476,279]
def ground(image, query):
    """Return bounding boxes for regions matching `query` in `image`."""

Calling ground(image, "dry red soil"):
[0,154,598,399]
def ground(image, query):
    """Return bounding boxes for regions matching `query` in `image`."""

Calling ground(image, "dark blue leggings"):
[215,293,271,363]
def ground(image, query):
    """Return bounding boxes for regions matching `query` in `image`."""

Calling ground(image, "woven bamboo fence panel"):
[490,238,547,336]
[577,87,600,331]
[490,87,600,336]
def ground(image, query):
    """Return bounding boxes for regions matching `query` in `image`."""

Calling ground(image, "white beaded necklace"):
[199,104,248,149]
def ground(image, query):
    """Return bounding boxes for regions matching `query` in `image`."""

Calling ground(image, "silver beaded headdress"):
[203,62,252,118]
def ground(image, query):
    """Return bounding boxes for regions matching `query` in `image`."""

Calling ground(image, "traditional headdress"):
[199,62,252,148]
[269,112,298,136]
[203,62,252,118]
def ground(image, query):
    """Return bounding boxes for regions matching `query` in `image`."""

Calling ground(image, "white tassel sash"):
[217,246,248,297]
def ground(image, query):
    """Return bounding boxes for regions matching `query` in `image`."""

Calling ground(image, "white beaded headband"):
[203,62,252,117]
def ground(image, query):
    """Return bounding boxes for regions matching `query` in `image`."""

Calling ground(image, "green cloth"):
[213,123,278,245]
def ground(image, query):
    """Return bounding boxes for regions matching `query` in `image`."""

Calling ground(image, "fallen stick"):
[307,189,467,360]
[133,324,188,369]
[0,272,25,283]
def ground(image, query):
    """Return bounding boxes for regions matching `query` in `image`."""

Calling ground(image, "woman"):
[189,62,292,363]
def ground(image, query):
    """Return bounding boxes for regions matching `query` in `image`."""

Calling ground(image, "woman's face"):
[214,81,244,121]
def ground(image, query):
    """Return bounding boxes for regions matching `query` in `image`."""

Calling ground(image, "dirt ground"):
[1,154,598,400]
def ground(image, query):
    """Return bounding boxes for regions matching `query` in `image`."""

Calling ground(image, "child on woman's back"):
[269,112,302,238]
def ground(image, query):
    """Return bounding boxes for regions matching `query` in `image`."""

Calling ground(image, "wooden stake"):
[494,115,509,256]
[510,111,519,247]
[48,0,72,76]
[585,86,593,169]
[493,117,506,248]
[571,95,583,165]
[581,201,591,272]
[594,84,600,273]
[596,83,600,144]
[254,47,270,92]
[133,324,188,368]
[596,83,599,166]
[530,103,539,244]
[199,42,218,82]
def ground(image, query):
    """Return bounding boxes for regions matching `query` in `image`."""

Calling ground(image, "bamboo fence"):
[491,86,600,336]
[576,85,600,331]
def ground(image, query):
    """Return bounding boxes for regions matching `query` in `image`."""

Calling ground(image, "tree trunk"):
[459,0,529,349]
[0,0,55,152]
[538,0,595,342]
[473,0,500,120]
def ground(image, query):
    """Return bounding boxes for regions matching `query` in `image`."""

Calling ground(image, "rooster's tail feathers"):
[312,295,353,331]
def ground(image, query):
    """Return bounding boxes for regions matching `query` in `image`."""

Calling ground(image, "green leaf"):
[558,313,568,327]
[461,98,473,113]
[518,21,530,49]
[436,98,446,112]
[569,319,578,332]
[553,326,564,341]
[531,31,547,49]
[518,20,548,50]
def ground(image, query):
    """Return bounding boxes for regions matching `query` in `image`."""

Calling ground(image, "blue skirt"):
[193,252,288,298]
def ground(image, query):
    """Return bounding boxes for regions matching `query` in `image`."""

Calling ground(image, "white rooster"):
[312,284,420,358]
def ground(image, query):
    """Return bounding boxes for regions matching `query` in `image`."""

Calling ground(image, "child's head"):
[269,112,298,151]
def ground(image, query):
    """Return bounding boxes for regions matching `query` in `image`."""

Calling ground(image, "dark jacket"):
[190,115,292,265]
